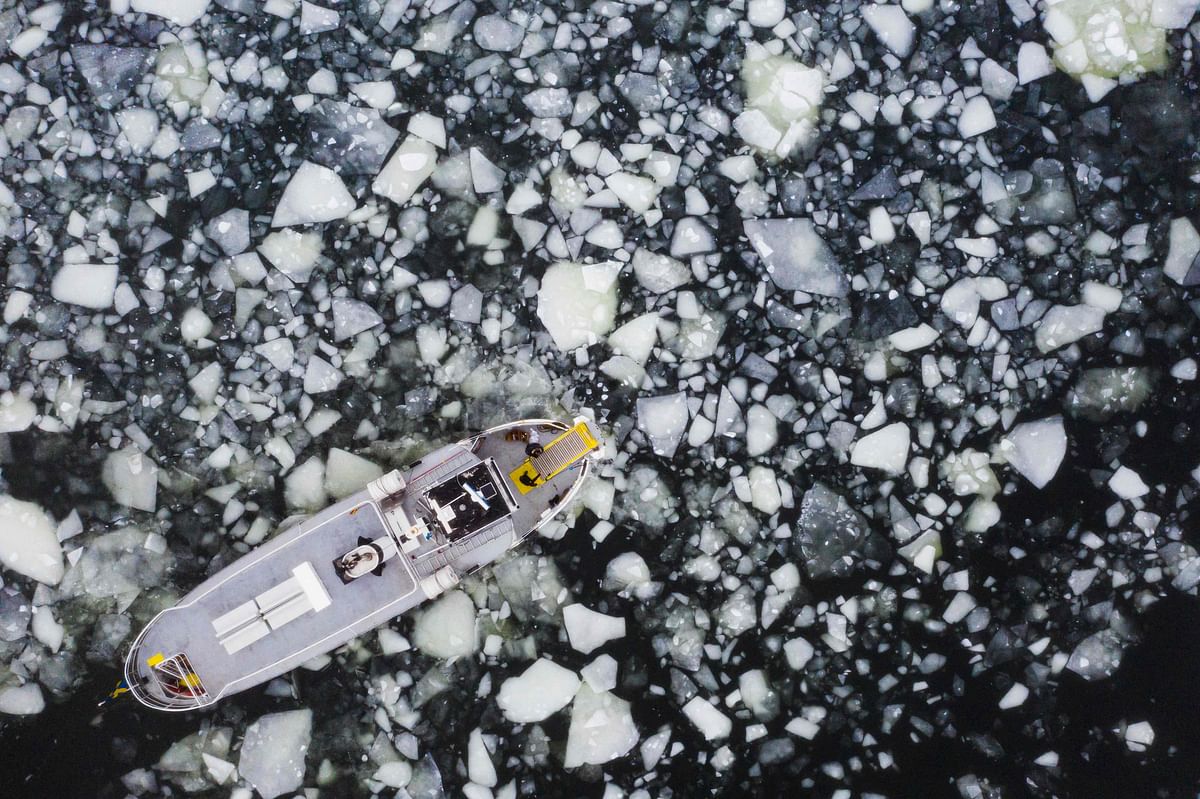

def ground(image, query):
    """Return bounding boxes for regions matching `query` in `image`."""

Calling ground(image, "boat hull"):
[125,418,599,711]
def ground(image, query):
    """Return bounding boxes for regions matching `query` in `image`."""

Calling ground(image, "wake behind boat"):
[124,417,601,711]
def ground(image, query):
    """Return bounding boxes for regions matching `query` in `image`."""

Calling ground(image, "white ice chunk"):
[1152,0,1200,28]
[745,404,778,456]
[413,590,478,658]
[636,392,689,457]
[606,172,660,214]
[180,306,212,343]
[1017,42,1054,84]
[581,654,619,693]
[740,44,824,158]
[131,0,211,26]
[0,683,45,716]
[331,297,383,342]
[324,449,383,499]
[272,161,356,227]
[0,495,64,585]
[102,446,158,512]
[957,95,997,138]
[682,697,732,741]
[563,603,626,654]
[496,658,580,722]
[303,356,343,394]
[1163,217,1200,285]
[1109,466,1150,499]
[632,248,690,293]
[998,416,1067,489]
[239,710,312,799]
[117,108,160,154]
[748,466,782,514]
[784,637,815,670]
[862,4,916,56]
[300,2,340,34]
[284,457,326,510]
[462,729,496,788]
[0,392,35,433]
[259,229,323,282]
[373,761,412,788]
[999,682,1029,709]
[536,261,618,350]
[564,685,640,767]
[469,148,505,194]
[1035,304,1106,353]
[747,0,786,27]
[374,135,438,206]
[850,422,910,475]
[1125,720,1156,751]
[608,313,659,365]
[51,263,118,309]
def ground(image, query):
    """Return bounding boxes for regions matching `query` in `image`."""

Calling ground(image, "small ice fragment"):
[957,95,997,138]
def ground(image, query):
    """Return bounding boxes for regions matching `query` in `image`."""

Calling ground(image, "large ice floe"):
[2,0,1200,796]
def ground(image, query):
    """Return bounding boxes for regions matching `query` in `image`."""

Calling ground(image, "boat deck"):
[126,418,599,710]
[131,498,422,705]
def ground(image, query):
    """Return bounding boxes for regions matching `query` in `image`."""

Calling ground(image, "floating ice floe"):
[374,135,438,206]
[496,658,580,723]
[682,696,732,741]
[998,416,1067,489]
[564,684,639,767]
[850,422,911,475]
[0,683,45,716]
[0,496,63,585]
[131,0,212,26]
[636,392,689,457]
[536,261,619,351]
[738,43,824,159]
[744,219,848,297]
[563,604,626,654]
[239,709,312,799]
[1041,0,1198,97]
[272,161,356,227]
[51,263,118,309]
[412,590,478,658]
[102,446,159,512]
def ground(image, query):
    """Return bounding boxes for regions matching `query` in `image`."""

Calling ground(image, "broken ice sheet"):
[744,219,848,297]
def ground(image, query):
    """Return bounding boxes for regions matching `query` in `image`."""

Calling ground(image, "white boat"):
[124,417,602,711]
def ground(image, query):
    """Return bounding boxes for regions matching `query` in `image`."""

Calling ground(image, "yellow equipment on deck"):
[510,420,599,494]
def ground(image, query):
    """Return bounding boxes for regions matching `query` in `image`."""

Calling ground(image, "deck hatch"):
[214,562,332,654]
